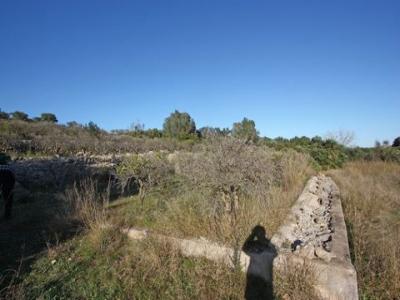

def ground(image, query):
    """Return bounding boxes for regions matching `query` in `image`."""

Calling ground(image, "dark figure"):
[242,225,277,300]
[0,165,15,219]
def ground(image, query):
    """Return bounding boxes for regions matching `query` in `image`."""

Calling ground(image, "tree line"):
[0,109,58,123]
[1,108,399,148]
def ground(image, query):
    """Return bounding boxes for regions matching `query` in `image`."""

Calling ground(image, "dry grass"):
[14,224,320,299]
[63,179,109,230]
[274,262,319,300]
[13,227,246,299]
[328,161,400,299]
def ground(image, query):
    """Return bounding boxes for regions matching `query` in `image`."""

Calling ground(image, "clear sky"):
[0,0,399,146]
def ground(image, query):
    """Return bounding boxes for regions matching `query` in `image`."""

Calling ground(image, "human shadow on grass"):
[242,225,277,300]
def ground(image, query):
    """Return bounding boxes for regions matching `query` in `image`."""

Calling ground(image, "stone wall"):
[8,154,137,202]
[271,175,358,299]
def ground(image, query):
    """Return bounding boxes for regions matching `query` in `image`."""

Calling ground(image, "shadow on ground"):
[242,225,277,300]
[0,193,81,290]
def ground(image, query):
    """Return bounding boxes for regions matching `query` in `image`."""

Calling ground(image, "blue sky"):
[0,0,399,146]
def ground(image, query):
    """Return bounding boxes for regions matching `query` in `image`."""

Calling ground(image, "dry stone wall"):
[272,175,358,299]
[8,154,136,201]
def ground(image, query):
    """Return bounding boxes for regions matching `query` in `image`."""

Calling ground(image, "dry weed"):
[328,161,400,299]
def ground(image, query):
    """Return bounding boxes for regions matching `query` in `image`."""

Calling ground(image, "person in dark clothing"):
[0,165,15,219]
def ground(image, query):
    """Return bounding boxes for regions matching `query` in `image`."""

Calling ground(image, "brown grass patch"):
[328,161,400,299]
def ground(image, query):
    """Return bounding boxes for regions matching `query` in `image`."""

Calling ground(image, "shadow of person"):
[242,225,277,300]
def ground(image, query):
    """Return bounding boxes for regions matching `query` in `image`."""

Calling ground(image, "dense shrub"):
[260,137,348,169]
[346,146,400,163]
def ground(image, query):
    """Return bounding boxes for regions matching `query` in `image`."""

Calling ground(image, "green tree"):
[163,110,196,139]
[232,117,258,142]
[0,110,9,120]
[40,113,58,123]
[393,137,400,147]
[11,111,29,121]
[85,121,102,136]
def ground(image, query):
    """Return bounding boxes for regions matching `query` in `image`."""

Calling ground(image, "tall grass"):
[328,161,400,299]
[63,179,109,230]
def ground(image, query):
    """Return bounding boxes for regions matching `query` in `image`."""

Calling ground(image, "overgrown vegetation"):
[1,108,399,299]
[112,138,313,268]
[1,109,399,170]
[2,174,318,300]
[328,162,400,299]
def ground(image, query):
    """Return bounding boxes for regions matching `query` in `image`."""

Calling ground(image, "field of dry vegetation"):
[1,131,399,299]
[329,161,400,299]
[113,138,313,246]
[2,138,319,299]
